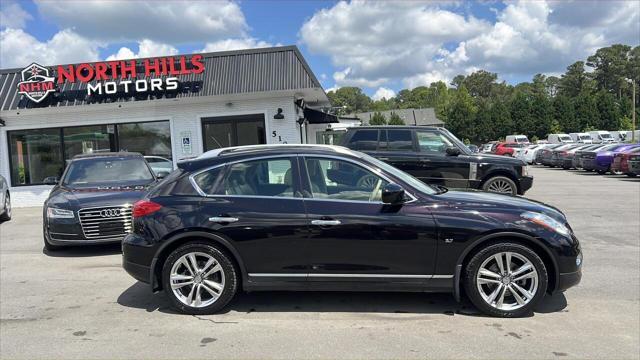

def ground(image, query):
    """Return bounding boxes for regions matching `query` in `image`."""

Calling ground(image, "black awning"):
[0,118,5,126]
[304,107,338,124]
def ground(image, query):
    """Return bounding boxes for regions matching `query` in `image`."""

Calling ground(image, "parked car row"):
[518,142,640,177]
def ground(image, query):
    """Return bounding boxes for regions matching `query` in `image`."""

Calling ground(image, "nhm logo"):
[17,63,56,103]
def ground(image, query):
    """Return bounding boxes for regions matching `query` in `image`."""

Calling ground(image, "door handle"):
[311,219,341,226]
[209,216,239,223]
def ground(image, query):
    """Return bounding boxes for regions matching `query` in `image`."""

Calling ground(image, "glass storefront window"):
[7,120,172,186]
[9,128,64,186]
[117,121,172,158]
[202,114,266,151]
[63,125,114,161]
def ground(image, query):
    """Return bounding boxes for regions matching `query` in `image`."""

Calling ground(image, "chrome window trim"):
[300,154,418,204]
[248,273,453,279]
[188,153,418,204]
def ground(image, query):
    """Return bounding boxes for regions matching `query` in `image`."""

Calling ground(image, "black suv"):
[122,144,581,317]
[340,126,533,196]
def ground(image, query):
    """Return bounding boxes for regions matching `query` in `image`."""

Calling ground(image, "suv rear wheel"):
[162,242,238,314]
[464,242,548,317]
[482,176,517,196]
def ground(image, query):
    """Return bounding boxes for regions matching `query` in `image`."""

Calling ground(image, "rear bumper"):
[123,257,152,284]
[122,234,156,285]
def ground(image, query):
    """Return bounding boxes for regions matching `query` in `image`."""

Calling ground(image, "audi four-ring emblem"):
[100,209,121,218]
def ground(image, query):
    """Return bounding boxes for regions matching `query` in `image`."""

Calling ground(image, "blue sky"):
[1,0,638,99]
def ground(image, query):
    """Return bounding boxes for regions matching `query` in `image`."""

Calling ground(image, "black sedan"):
[123,145,582,318]
[43,152,158,251]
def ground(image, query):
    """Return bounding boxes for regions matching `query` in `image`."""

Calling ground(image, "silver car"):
[0,175,10,222]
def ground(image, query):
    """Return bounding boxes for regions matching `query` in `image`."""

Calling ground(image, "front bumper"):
[45,217,124,246]
[518,175,534,195]
[557,269,582,292]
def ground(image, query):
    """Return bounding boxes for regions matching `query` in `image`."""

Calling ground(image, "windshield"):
[579,135,591,140]
[516,136,529,143]
[601,133,613,139]
[360,153,437,195]
[63,157,155,187]
[598,144,620,152]
[559,135,572,141]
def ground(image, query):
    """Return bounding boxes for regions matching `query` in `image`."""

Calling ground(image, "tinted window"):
[193,167,223,195]
[347,130,379,151]
[416,131,453,154]
[63,158,154,187]
[304,157,388,202]
[219,158,295,197]
[386,130,413,151]
[8,128,64,186]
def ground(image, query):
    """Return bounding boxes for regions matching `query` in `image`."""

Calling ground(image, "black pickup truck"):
[340,126,533,196]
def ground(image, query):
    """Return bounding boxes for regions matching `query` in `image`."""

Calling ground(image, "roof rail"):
[180,144,353,162]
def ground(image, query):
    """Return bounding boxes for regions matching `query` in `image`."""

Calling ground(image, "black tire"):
[482,176,518,196]
[0,192,11,222]
[626,173,637,178]
[162,242,238,315]
[464,242,548,318]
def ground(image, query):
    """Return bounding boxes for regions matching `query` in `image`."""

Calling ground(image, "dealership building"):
[0,46,344,206]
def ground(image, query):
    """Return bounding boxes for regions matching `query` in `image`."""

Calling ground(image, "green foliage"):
[447,86,476,140]
[619,116,633,130]
[369,112,387,125]
[573,93,599,131]
[531,135,539,143]
[553,96,577,132]
[489,101,513,140]
[327,87,372,115]
[387,112,405,125]
[596,90,621,130]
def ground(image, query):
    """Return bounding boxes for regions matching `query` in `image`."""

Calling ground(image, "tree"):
[369,112,387,125]
[447,86,476,140]
[510,92,534,136]
[473,99,494,143]
[530,94,554,138]
[326,87,372,115]
[489,100,513,139]
[553,95,578,132]
[387,112,405,125]
[596,90,621,130]
[573,93,599,131]
[587,44,632,97]
[559,61,594,97]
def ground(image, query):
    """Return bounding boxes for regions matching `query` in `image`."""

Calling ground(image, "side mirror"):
[382,183,405,205]
[43,177,59,185]
[446,146,461,156]
[156,171,170,180]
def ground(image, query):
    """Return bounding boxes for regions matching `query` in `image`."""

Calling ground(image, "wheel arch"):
[453,231,559,302]
[149,231,247,292]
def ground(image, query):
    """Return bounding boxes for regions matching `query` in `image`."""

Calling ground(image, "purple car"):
[594,144,640,174]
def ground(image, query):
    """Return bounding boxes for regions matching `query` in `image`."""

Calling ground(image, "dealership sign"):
[17,55,205,103]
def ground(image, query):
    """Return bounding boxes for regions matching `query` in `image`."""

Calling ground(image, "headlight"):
[47,207,75,219]
[521,165,529,176]
[520,211,570,236]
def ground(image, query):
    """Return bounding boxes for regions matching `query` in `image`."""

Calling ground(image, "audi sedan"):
[122,145,582,318]
[43,152,158,251]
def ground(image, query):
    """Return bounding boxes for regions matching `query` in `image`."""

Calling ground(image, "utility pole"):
[633,79,636,142]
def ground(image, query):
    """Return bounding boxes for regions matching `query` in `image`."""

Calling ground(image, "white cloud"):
[372,87,396,101]
[0,28,100,68]
[300,1,490,88]
[301,0,640,89]
[106,40,178,61]
[35,0,248,43]
[0,1,32,29]
[198,38,276,53]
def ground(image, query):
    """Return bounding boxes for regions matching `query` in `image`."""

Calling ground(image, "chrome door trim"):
[248,273,453,279]
[310,219,341,226]
[208,216,239,223]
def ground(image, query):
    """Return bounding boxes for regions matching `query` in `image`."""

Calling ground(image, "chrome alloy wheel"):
[487,179,514,194]
[4,193,10,218]
[476,251,538,311]
[170,252,225,308]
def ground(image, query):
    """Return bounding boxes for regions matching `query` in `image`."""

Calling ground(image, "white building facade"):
[0,46,336,207]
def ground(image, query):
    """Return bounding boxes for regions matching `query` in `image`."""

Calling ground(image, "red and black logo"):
[17,63,56,103]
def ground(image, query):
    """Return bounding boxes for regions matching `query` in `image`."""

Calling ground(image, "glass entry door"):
[202,114,266,151]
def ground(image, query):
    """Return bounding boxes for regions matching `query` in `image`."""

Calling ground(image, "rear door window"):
[384,130,414,151]
[217,158,297,198]
[347,130,379,151]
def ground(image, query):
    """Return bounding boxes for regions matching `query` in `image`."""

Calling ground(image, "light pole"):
[633,80,636,142]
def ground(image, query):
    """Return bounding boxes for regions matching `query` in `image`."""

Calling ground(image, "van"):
[547,133,573,144]
[589,131,616,144]
[505,134,530,144]
[610,131,632,142]
[569,132,592,143]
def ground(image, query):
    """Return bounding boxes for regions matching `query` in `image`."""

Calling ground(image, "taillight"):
[132,200,162,218]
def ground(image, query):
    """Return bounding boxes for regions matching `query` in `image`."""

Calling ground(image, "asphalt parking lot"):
[1,166,638,359]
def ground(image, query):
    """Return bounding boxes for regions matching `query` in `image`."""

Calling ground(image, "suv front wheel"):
[482,176,517,196]
[464,242,548,317]
[162,242,238,314]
